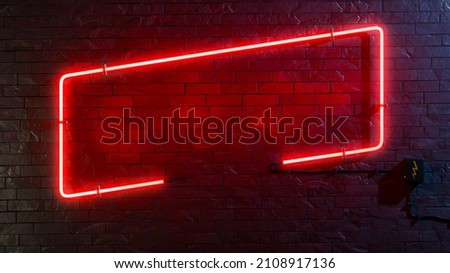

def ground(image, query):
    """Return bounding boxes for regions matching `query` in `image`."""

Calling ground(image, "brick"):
[278,94,316,105]
[323,59,361,70]
[19,74,54,85]
[428,104,450,114]
[34,223,69,234]
[295,82,330,93]
[0,121,20,132]
[118,83,185,95]
[6,246,40,252]
[272,71,308,82]
[0,108,27,119]
[390,69,417,80]
[52,211,89,222]
[416,67,441,80]
[207,95,241,105]
[420,0,446,11]
[0,63,31,74]
[186,83,221,94]
[258,83,293,94]
[0,98,23,109]
[306,47,340,58]
[404,12,439,22]
[433,149,450,160]
[93,234,128,245]
[406,242,441,252]
[55,234,91,246]
[0,235,18,246]
[0,144,8,155]
[445,35,450,45]
[20,234,55,246]
[41,245,78,252]
[0,189,16,200]
[432,58,450,69]
[316,94,351,105]
[404,126,440,138]
[233,25,271,37]
[0,155,31,166]
[0,166,20,177]
[8,200,41,211]
[310,70,346,82]
[164,72,199,83]
[20,166,54,177]
[0,51,14,62]
[106,153,141,164]
[415,47,450,57]
[79,245,114,252]
[405,34,441,46]
[307,209,343,220]
[335,197,371,208]
[71,223,105,234]
[200,71,236,82]
[17,212,52,223]
[404,80,439,92]
[221,83,256,94]
[250,59,286,71]
[282,105,318,116]
[141,152,177,164]
[133,95,205,106]
[0,224,31,237]
[0,213,15,223]
[416,23,450,34]
[395,58,431,69]
[243,95,277,105]
[6,178,41,189]
[237,71,272,82]
[384,1,419,11]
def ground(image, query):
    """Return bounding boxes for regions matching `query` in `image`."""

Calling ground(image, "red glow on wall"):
[58,25,385,198]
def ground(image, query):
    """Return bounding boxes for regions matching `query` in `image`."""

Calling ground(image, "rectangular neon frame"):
[59,25,384,198]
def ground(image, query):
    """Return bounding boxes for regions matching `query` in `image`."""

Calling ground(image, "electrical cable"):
[269,163,401,175]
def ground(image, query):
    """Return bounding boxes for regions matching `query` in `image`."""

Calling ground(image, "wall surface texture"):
[0,0,450,252]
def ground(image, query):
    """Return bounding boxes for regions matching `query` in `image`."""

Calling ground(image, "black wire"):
[269,163,401,175]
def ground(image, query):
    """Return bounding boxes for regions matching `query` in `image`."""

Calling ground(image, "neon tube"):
[282,26,385,165]
[59,26,385,198]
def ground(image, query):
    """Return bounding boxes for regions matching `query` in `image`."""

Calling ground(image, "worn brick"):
[8,200,41,211]
[55,234,91,246]
[0,224,32,235]
[93,234,129,245]
[6,178,41,189]
[0,235,19,246]
[0,98,23,109]
[335,197,371,208]
[0,189,16,200]
[17,212,52,223]
[207,95,242,106]
[416,23,450,34]
[34,223,69,234]
[20,234,55,246]
[0,213,15,223]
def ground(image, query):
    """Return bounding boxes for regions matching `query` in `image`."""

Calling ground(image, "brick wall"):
[1,0,449,252]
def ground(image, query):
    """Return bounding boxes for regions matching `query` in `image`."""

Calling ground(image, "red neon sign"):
[59,25,385,198]
[282,26,385,165]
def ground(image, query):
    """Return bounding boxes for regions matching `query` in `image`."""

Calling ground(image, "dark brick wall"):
[1,0,449,252]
